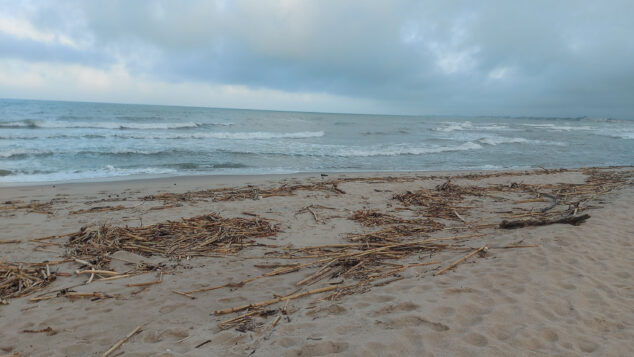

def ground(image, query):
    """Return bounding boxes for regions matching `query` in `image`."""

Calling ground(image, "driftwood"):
[69,205,126,215]
[500,214,590,229]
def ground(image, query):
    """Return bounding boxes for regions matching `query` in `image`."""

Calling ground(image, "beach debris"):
[21,327,57,336]
[195,339,213,348]
[0,200,53,215]
[435,245,488,275]
[65,212,279,268]
[4,167,630,336]
[500,214,591,229]
[143,181,346,206]
[0,240,21,244]
[0,262,58,300]
[349,210,423,226]
[102,325,142,357]
[346,223,445,242]
[392,184,476,220]
[29,290,119,302]
[540,193,558,213]
[69,205,126,215]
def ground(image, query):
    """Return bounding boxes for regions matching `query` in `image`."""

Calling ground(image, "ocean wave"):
[362,129,410,136]
[475,136,566,146]
[114,131,325,140]
[333,142,483,157]
[0,120,203,130]
[521,123,594,131]
[225,141,484,157]
[0,166,179,183]
[0,149,54,159]
[606,132,634,139]
[74,149,188,157]
[432,121,473,132]
[432,121,519,132]
[194,131,325,140]
[160,162,250,170]
[477,137,529,145]
[0,134,108,140]
[592,129,634,140]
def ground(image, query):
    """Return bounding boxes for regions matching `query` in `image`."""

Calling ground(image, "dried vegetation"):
[1,167,631,337]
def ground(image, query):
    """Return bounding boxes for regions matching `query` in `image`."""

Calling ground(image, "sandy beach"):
[1,167,633,356]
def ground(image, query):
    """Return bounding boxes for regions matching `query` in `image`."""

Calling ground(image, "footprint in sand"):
[577,339,599,353]
[463,332,488,347]
[284,341,349,357]
[431,306,455,318]
[276,336,300,348]
[539,328,559,343]
[218,296,247,304]
[377,315,449,332]
[158,304,181,313]
[370,301,419,316]
[305,304,347,318]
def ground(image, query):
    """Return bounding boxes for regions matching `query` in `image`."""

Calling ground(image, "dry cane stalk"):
[102,325,142,357]
[435,245,487,276]
[214,284,356,315]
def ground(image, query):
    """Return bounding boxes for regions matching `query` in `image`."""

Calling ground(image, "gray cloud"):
[1,0,633,118]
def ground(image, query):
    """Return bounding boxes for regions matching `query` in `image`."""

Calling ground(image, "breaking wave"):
[475,136,566,146]
[432,121,520,132]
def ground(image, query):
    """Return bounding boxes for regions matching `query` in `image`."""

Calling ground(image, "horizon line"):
[0,96,617,121]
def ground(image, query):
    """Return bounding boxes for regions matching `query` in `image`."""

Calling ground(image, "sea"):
[1,98,633,184]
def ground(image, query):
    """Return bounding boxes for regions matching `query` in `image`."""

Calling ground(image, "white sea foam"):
[328,142,483,157]
[432,121,519,132]
[521,123,595,131]
[0,166,179,183]
[477,137,529,145]
[475,136,566,146]
[432,121,474,132]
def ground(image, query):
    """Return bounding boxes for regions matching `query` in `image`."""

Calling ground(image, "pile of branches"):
[393,180,480,219]
[347,222,445,242]
[66,212,279,267]
[393,168,631,226]
[1,262,57,300]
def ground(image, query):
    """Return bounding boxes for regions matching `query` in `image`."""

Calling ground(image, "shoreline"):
[2,164,631,190]
[1,167,507,188]
[1,166,632,356]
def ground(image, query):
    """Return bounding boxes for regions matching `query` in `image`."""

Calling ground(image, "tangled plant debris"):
[2,167,631,337]
[66,212,279,268]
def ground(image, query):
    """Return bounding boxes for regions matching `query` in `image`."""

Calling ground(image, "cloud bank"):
[1,0,633,117]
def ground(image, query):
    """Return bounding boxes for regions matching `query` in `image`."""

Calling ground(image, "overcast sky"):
[1,1,633,117]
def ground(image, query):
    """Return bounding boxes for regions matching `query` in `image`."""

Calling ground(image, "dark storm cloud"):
[1,0,633,117]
